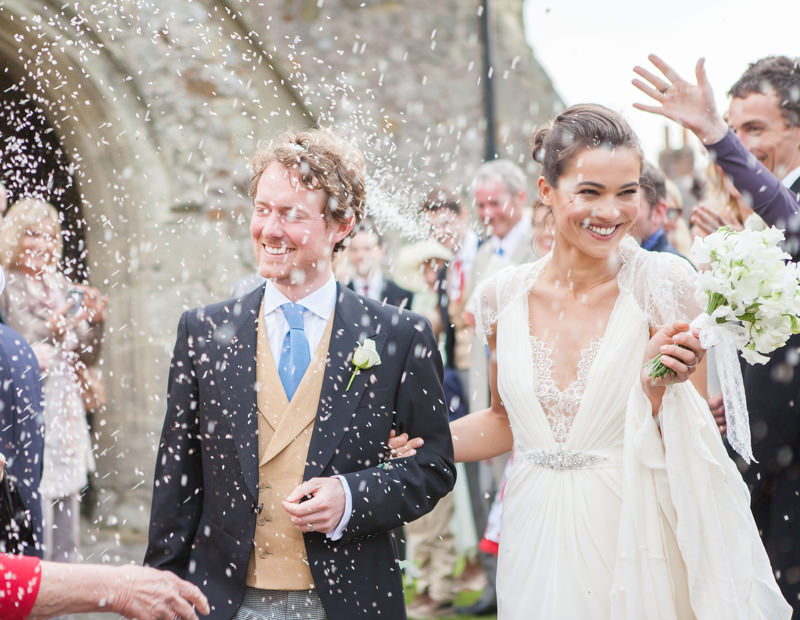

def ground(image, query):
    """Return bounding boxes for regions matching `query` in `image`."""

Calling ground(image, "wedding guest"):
[663,178,693,258]
[401,236,458,619]
[631,162,684,257]
[459,159,536,616]
[346,224,413,308]
[634,53,800,614]
[449,102,789,618]
[0,198,105,568]
[0,265,44,556]
[690,161,749,238]
[0,181,8,324]
[531,199,554,256]
[422,187,480,422]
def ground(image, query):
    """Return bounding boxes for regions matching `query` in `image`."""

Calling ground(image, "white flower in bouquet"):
[645,215,800,462]
[646,214,799,380]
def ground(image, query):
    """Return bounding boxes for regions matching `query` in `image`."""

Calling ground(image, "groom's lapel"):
[214,286,264,502]
[305,284,387,478]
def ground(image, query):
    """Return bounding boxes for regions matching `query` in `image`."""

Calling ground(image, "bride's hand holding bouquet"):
[645,215,800,462]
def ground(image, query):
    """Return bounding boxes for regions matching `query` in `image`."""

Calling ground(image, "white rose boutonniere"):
[346,338,381,391]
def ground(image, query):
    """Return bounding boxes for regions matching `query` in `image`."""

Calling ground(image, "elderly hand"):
[110,564,209,620]
[632,55,728,145]
[283,477,346,535]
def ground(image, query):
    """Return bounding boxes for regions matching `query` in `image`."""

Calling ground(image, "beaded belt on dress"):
[520,446,607,470]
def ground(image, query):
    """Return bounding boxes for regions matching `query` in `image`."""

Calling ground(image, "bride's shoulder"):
[619,238,700,324]
[620,238,695,285]
[469,260,542,339]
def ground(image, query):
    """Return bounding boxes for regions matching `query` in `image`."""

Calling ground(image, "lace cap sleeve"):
[467,262,538,341]
[467,275,500,341]
[623,246,702,327]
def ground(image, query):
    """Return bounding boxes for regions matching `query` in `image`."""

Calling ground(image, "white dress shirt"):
[261,275,352,540]
[782,165,800,190]
[491,217,532,258]
[350,272,384,301]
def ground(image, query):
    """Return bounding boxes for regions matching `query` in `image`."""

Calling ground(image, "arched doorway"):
[0,72,87,281]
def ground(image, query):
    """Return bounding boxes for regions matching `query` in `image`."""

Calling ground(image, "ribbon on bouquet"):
[690,313,754,463]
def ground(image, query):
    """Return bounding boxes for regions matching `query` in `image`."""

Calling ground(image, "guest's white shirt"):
[454,230,480,277]
[261,274,351,540]
[491,217,532,258]
[782,165,800,190]
[351,272,384,301]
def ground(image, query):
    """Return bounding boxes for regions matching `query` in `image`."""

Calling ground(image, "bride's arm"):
[450,332,513,462]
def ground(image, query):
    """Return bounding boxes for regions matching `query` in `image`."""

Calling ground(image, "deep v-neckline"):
[523,268,627,446]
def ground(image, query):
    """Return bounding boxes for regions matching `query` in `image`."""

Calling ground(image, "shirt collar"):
[352,272,384,295]
[492,217,531,257]
[263,274,337,321]
[782,165,800,189]
[641,228,666,251]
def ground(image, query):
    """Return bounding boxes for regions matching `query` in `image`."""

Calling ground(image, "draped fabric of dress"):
[473,238,790,620]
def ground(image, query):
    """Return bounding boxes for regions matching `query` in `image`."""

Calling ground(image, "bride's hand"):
[642,321,704,388]
[386,429,424,460]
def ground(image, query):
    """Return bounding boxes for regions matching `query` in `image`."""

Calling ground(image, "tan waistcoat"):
[246,305,334,590]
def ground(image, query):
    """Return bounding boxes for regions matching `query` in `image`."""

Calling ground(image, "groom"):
[145,128,456,620]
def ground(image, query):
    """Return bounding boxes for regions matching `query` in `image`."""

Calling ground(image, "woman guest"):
[0,198,106,566]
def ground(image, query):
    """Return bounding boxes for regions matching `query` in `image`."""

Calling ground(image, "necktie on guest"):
[278,302,311,400]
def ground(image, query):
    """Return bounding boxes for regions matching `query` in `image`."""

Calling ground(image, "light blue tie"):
[278,302,311,401]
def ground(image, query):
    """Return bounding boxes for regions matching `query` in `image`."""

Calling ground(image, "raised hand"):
[632,55,728,145]
[690,204,743,238]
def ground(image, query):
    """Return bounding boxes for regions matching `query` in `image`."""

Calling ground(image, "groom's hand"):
[283,477,346,534]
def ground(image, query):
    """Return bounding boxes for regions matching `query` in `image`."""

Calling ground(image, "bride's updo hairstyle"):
[532,104,643,187]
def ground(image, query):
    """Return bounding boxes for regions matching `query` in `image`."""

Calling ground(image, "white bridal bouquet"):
[646,215,800,462]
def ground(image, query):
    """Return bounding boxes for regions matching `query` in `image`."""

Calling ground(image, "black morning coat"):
[145,283,456,620]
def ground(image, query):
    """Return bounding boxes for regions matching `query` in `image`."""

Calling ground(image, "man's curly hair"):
[728,56,800,127]
[249,127,367,252]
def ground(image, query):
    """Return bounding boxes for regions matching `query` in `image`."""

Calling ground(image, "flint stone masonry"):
[0,0,560,532]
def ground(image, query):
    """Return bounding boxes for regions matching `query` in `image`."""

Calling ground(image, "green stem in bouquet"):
[645,291,724,380]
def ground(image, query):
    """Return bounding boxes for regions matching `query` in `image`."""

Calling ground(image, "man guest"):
[145,128,456,620]
[346,225,413,309]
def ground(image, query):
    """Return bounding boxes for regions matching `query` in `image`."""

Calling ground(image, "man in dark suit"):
[145,128,455,620]
[634,54,800,615]
[0,267,45,557]
[346,225,413,309]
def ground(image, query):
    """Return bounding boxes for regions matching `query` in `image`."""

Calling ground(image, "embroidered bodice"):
[530,335,601,444]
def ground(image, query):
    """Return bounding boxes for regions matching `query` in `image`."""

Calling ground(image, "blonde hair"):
[0,198,63,271]
[702,161,749,226]
[249,127,367,252]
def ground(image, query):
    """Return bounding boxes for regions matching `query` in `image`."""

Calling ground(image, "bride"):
[434,104,789,618]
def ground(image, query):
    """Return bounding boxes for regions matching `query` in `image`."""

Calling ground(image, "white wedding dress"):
[473,238,790,620]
